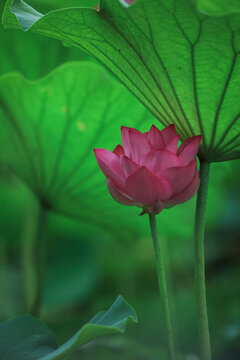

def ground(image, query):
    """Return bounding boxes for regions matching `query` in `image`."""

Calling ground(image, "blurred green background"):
[0,1,240,359]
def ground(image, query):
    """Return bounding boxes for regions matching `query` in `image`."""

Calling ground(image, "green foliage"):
[0,0,92,79]
[0,296,137,360]
[197,0,240,16]
[0,61,157,234]
[1,1,240,358]
[29,0,98,13]
[3,0,240,162]
[43,238,98,310]
[0,315,58,359]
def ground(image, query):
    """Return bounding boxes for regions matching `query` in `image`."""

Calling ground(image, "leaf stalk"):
[149,214,175,360]
[194,160,211,360]
[23,199,47,317]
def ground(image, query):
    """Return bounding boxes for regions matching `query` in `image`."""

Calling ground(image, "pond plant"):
[0,61,141,359]
[94,125,201,360]
[0,0,240,359]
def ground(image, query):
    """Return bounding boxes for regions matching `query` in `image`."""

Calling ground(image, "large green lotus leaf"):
[3,0,240,162]
[0,61,158,233]
[29,0,98,13]
[197,0,240,16]
[0,0,92,80]
[0,296,137,360]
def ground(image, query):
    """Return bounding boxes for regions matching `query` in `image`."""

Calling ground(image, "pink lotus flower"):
[94,125,201,215]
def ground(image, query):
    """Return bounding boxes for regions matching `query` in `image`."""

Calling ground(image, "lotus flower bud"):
[94,125,201,215]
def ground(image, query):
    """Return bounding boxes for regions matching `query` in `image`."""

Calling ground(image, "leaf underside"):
[197,0,240,16]
[0,61,158,233]
[0,296,137,360]
[3,0,240,162]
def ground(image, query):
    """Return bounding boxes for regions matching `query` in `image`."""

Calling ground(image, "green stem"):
[31,204,47,317]
[22,200,47,317]
[149,214,175,360]
[194,160,211,360]
[22,197,38,312]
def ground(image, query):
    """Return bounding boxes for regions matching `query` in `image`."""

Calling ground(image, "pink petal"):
[161,160,197,194]
[144,150,181,174]
[119,0,136,7]
[94,148,124,188]
[120,155,140,177]
[161,124,176,144]
[125,166,173,204]
[164,135,179,153]
[106,177,137,206]
[142,131,149,138]
[147,125,165,150]
[113,145,124,157]
[177,136,201,166]
[166,169,200,207]
[121,126,151,164]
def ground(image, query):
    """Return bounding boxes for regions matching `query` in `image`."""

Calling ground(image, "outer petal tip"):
[163,124,176,132]
[164,134,180,153]
[113,144,124,157]
[93,147,101,157]
[192,134,202,146]
[121,126,151,163]
[160,124,176,144]
[149,124,160,132]
[177,135,202,165]
[147,124,165,149]
[94,148,124,187]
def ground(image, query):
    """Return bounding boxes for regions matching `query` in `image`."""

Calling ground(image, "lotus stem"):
[22,197,37,312]
[194,160,211,360]
[149,214,175,360]
[23,200,47,317]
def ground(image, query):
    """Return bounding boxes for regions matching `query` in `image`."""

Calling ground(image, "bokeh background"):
[0,1,240,359]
